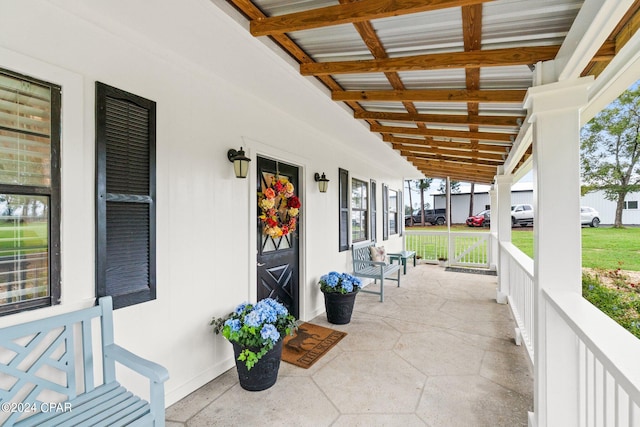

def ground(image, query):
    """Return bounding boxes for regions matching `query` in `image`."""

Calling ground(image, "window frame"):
[0,68,61,316]
[95,82,156,309]
[351,177,368,243]
[389,188,399,236]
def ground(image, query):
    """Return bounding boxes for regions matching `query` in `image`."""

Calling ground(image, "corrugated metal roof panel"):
[333,73,393,91]
[372,9,464,56]
[398,70,466,90]
[482,0,584,48]
[480,66,533,89]
[289,24,374,61]
[253,0,338,16]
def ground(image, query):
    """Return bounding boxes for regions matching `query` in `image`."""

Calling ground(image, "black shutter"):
[398,190,403,236]
[370,180,377,243]
[382,184,389,241]
[338,168,349,252]
[96,82,156,309]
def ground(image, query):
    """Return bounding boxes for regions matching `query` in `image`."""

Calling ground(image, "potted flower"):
[319,272,363,324]
[211,298,297,391]
[438,257,448,267]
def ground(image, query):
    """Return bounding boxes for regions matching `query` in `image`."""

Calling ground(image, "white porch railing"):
[497,241,640,426]
[501,242,535,362]
[542,289,640,426]
[404,230,492,268]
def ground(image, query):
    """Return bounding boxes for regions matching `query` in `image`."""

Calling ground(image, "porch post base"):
[528,411,536,427]
[496,291,508,304]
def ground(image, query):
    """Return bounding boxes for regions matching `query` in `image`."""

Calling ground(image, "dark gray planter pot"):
[322,290,358,324]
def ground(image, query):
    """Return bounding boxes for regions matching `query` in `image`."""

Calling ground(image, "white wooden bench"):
[0,296,169,426]
[352,241,401,302]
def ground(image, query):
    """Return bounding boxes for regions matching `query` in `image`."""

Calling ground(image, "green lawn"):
[510,226,640,271]
[509,226,640,339]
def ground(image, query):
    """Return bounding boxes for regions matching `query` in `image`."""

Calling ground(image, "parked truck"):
[405,208,447,226]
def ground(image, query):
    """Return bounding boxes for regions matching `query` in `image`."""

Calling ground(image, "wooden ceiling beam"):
[355,111,522,127]
[462,3,482,171]
[250,0,494,36]
[339,0,431,136]
[372,124,515,143]
[301,45,560,75]
[333,89,526,103]
[404,151,501,167]
[411,161,497,176]
[393,144,506,161]
[582,1,640,77]
[383,135,510,153]
[410,164,496,181]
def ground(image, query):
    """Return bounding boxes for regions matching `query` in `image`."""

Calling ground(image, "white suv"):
[511,204,534,227]
[580,206,600,227]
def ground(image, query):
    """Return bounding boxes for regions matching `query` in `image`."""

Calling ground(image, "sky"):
[404,171,533,210]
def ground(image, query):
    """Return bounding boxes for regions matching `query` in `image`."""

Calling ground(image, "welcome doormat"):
[282,322,347,369]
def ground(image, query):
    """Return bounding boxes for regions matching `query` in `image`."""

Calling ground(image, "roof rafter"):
[408,163,495,182]
[393,144,506,161]
[301,46,560,75]
[250,0,495,36]
[333,89,526,103]
[404,152,502,167]
[372,124,515,143]
[384,135,510,154]
[355,111,522,127]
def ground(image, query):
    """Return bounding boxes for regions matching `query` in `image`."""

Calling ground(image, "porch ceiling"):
[225,0,640,184]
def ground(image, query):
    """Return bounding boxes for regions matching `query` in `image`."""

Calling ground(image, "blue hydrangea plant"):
[319,271,363,294]
[211,298,297,370]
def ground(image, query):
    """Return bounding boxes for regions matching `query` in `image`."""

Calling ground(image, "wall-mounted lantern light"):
[314,172,329,193]
[227,147,251,179]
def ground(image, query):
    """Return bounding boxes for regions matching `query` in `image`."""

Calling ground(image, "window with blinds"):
[96,82,156,309]
[338,168,349,252]
[351,178,368,243]
[389,189,398,235]
[0,68,61,315]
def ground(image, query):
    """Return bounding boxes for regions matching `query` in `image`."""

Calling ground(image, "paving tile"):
[313,350,426,413]
[417,375,532,427]
[167,264,533,426]
[394,329,486,376]
[187,377,338,426]
[480,349,533,396]
[333,414,428,426]
[166,369,238,422]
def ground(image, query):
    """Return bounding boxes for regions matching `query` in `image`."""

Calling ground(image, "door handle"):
[257,263,265,267]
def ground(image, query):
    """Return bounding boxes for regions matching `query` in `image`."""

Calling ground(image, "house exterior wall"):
[0,0,418,406]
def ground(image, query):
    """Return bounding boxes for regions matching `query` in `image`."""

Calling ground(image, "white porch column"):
[528,75,592,427]
[489,185,498,270]
[495,172,512,303]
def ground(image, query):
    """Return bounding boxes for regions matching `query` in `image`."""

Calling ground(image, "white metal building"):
[433,185,640,225]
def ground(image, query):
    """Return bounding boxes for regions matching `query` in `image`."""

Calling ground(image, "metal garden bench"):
[352,241,401,302]
[0,296,169,426]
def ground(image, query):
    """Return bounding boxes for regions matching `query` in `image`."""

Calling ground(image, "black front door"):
[256,157,300,318]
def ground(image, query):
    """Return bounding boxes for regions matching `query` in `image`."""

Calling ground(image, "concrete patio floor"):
[166,263,533,426]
